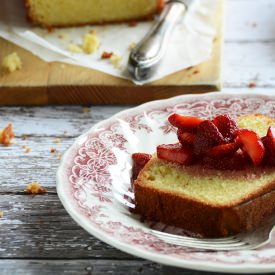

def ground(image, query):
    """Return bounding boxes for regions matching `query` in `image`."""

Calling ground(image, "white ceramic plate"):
[57,92,275,273]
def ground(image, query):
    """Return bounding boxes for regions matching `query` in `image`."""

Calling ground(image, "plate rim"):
[57,91,275,273]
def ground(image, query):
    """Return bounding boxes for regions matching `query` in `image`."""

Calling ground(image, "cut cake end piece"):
[24,0,164,28]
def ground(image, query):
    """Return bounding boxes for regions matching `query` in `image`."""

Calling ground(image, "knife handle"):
[128,1,187,81]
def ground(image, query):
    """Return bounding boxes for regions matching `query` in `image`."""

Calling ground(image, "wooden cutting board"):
[0,1,224,105]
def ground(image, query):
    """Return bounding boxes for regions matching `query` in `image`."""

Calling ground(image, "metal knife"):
[128,0,195,81]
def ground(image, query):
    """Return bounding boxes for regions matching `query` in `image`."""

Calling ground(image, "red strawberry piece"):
[262,126,275,166]
[177,129,195,148]
[237,129,265,166]
[206,141,240,159]
[267,126,275,140]
[203,150,247,170]
[193,120,225,155]
[212,114,239,141]
[132,153,152,181]
[168,114,204,132]
[157,143,193,165]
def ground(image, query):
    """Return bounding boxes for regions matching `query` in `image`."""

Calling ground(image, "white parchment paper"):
[0,0,217,84]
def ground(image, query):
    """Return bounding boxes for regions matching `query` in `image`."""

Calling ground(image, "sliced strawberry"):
[168,114,204,132]
[237,129,265,166]
[132,153,152,181]
[267,126,275,140]
[206,142,240,159]
[193,120,225,155]
[203,151,246,170]
[177,129,195,148]
[212,114,238,141]
[262,126,275,166]
[157,143,193,165]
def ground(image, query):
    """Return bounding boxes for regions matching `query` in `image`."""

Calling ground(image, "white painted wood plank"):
[226,0,275,41]
[0,106,127,137]
[0,260,199,275]
[223,42,275,88]
[0,195,133,259]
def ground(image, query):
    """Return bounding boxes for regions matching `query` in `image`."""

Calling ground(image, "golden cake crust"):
[133,114,275,238]
[24,0,164,28]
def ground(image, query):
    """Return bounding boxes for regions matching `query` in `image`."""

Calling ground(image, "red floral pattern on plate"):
[58,93,275,272]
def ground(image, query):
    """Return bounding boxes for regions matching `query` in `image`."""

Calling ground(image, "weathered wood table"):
[0,0,275,274]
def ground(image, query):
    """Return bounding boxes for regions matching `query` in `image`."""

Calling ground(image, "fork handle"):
[128,1,187,81]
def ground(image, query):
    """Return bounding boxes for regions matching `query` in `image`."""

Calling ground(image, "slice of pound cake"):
[24,0,164,28]
[133,114,275,238]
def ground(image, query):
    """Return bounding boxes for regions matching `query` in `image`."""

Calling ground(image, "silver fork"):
[114,189,275,251]
[150,215,275,251]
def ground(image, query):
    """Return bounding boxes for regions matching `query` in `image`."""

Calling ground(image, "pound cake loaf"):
[24,0,164,28]
[133,114,275,238]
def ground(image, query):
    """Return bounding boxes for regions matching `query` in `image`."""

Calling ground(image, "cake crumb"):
[25,181,47,195]
[50,147,57,153]
[22,135,28,140]
[193,70,199,75]
[128,42,136,51]
[89,29,96,34]
[248,81,257,88]
[0,211,3,218]
[0,123,15,146]
[83,33,100,54]
[47,27,56,33]
[68,44,83,53]
[25,147,31,153]
[58,33,70,40]
[54,138,61,144]
[101,51,113,59]
[21,145,26,149]
[110,55,122,68]
[128,21,138,27]
[57,154,62,160]
[2,52,22,73]
[82,107,90,113]
[186,66,193,71]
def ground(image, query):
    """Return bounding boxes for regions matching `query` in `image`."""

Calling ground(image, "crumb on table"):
[128,42,136,51]
[22,135,28,140]
[0,123,15,146]
[25,147,31,153]
[58,33,70,40]
[25,181,47,195]
[54,138,61,144]
[101,51,113,59]
[128,21,138,27]
[248,81,257,88]
[110,55,122,69]
[68,44,83,53]
[2,52,22,73]
[82,107,90,113]
[0,211,3,218]
[82,33,100,54]
[47,27,56,33]
[50,147,57,153]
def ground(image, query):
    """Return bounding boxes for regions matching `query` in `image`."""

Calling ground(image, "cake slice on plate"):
[133,114,275,238]
[24,0,164,27]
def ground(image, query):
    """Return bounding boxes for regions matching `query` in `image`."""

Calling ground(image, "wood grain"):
[0,1,275,274]
[0,0,224,105]
[0,260,223,275]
